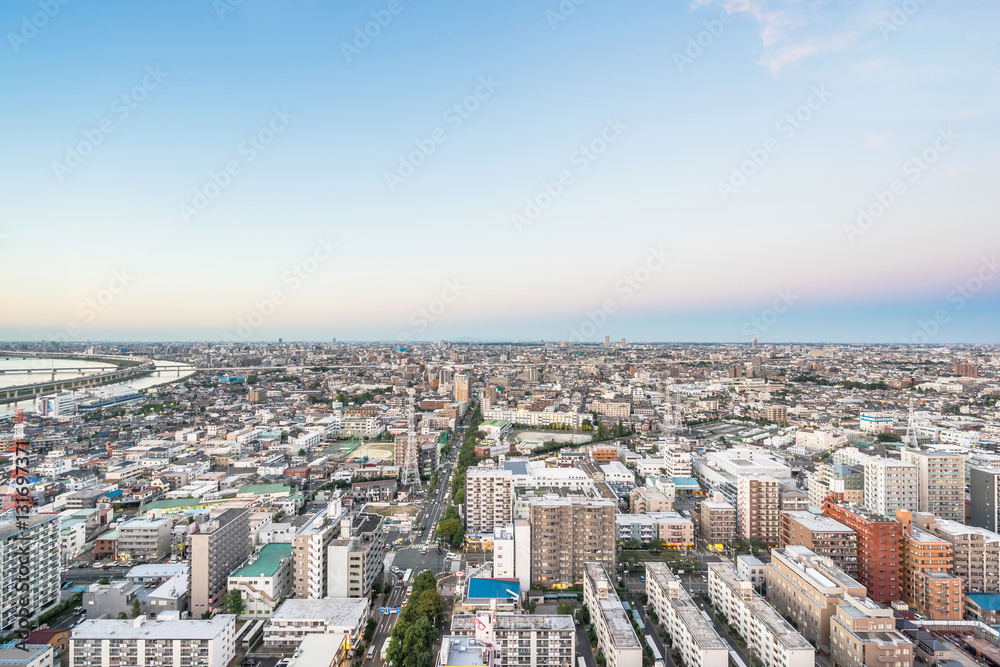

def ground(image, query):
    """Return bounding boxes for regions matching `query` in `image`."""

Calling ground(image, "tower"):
[400,389,421,489]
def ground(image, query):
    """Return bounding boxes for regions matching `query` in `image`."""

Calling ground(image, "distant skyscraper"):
[604,335,610,347]
[751,337,757,348]
[454,373,469,403]
[620,337,626,346]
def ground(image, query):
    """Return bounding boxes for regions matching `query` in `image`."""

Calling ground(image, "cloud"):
[696,0,880,72]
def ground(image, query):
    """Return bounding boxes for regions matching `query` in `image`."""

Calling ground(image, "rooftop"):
[72,615,235,640]
[231,543,293,579]
[270,598,369,627]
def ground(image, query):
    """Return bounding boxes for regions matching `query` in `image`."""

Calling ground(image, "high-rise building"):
[449,611,576,667]
[970,467,1000,532]
[900,448,965,522]
[863,458,918,516]
[604,335,610,347]
[0,515,60,633]
[823,501,901,604]
[954,363,979,378]
[529,498,616,588]
[71,615,237,667]
[700,498,737,544]
[778,511,858,578]
[766,545,866,648]
[896,514,963,621]
[293,508,342,599]
[190,508,251,616]
[327,512,386,598]
[464,468,513,536]
[737,474,780,546]
[919,517,1000,594]
[454,373,470,404]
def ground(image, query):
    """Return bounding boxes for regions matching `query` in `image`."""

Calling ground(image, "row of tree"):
[385,570,447,667]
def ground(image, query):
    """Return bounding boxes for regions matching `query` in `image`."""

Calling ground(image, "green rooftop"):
[231,543,294,579]
[237,484,291,495]
[142,497,202,510]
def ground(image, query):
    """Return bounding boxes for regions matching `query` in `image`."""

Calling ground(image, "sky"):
[1,0,998,344]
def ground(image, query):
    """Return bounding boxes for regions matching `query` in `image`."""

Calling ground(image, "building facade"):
[646,562,728,667]
[823,502,901,604]
[190,508,251,616]
[529,498,616,588]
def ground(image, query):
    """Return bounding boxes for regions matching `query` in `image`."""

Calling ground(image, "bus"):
[644,635,662,662]
[403,568,412,583]
[366,645,377,661]
[381,637,392,662]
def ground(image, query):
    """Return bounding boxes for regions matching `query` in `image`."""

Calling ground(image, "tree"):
[557,601,574,615]
[412,570,438,598]
[97,577,109,585]
[413,589,446,626]
[221,589,245,616]
[131,599,142,618]
[528,599,537,614]
[298,448,307,456]
[436,517,462,545]
[117,611,127,619]
[363,618,377,643]
[449,525,465,550]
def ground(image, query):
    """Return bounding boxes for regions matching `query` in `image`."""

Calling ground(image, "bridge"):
[0,353,159,406]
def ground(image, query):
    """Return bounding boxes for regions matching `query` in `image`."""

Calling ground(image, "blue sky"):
[1,0,998,343]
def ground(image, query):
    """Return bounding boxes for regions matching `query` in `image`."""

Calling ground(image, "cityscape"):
[2,2,1000,667]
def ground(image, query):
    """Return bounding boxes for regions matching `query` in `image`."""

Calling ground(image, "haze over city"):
[3,0,999,342]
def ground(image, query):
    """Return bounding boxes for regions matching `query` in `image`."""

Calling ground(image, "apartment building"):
[700,499,737,545]
[117,517,173,560]
[263,598,369,649]
[895,515,963,620]
[328,512,386,598]
[970,466,1000,532]
[190,508,251,616]
[708,560,814,667]
[0,516,61,633]
[823,501,901,604]
[796,428,847,452]
[583,563,642,667]
[645,562,728,667]
[863,458,918,516]
[808,464,863,511]
[737,474,780,546]
[662,446,693,479]
[529,498,616,587]
[779,511,858,578]
[449,612,576,667]
[227,542,294,619]
[293,508,342,600]
[647,512,696,548]
[70,615,236,667]
[454,373,470,403]
[465,468,514,536]
[629,486,672,513]
[615,514,658,544]
[765,405,788,422]
[829,596,913,667]
[766,546,866,648]
[0,644,53,667]
[922,518,1000,594]
[590,401,632,419]
[900,449,965,522]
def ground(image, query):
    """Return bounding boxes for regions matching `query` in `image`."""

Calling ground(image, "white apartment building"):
[0,516,61,634]
[328,512,386,598]
[263,598,369,648]
[663,448,692,479]
[449,612,576,667]
[863,458,918,516]
[482,407,585,429]
[293,508,343,599]
[70,614,237,667]
[583,562,642,667]
[615,514,659,543]
[465,467,514,535]
[645,562,728,667]
[227,543,294,619]
[708,559,814,667]
[900,448,965,522]
[0,644,53,667]
[795,428,848,451]
[736,474,780,546]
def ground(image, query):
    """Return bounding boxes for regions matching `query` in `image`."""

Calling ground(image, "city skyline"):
[2,0,998,343]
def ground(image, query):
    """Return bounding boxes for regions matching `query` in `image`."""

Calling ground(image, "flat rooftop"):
[782,511,854,534]
[440,636,488,667]
[451,614,575,632]
[73,615,235,640]
[231,543,293,579]
[646,562,726,651]
[270,598,368,627]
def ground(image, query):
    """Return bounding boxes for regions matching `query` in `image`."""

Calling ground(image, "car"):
[639,576,645,581]
[78,563,89,569]
[241,660,258,667]
[275,661,290,667]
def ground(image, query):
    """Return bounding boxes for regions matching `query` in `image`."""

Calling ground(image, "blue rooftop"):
[104,489,124,499]
[467,578,521,600]
[671,477,700,489]
[968,594,1000,610]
